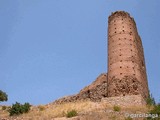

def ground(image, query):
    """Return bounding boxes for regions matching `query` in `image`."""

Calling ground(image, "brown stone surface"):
[101,95,146,106]
[107,11,149,99]
[78,73,107,101]
[53,73,107,104]
[108,75,143,97]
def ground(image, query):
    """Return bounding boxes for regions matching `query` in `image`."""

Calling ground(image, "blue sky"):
[0,0,159,105]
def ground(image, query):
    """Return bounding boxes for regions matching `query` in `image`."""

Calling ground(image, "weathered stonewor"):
[53,73,107,104]
[107,11,149,99]
[78,73,107,101]
[53,11,149,106]
[101,94,146,106]
[108,75,143,97]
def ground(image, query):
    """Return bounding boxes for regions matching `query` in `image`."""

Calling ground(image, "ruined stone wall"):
[53,73,108,104]
[107,11,149,99]
[102,95,146,106]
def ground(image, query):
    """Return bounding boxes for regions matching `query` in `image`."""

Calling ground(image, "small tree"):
[0,90,8,102]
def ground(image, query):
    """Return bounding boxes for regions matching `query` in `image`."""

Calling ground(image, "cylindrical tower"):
[107,11,149,99]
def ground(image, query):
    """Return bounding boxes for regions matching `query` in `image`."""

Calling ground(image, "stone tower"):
[107,11,149,99]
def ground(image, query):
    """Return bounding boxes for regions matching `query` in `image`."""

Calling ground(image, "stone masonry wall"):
[107,11,149,99]
[101,94,146,107]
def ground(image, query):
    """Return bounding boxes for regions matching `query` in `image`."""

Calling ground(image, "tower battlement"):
[108,11,135,24]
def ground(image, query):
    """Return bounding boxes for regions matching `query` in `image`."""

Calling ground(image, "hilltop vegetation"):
[0,90,8,102]
[0,100,155,120]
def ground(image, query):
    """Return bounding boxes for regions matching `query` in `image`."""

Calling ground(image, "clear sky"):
[0,0,159,105]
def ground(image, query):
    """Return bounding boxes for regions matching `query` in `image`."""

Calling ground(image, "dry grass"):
[0,100,102,119]
[43,100,102,118]
[0,101,151,120]
[121,105,149,113]
[0,106,10,118]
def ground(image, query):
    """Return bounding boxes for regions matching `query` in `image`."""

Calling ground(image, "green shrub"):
[146,94,156,106]
[147,104,160,120]
[113,105,121,112]
[22,102,31,113]
[66,110,78,118]
[8,102,31,116]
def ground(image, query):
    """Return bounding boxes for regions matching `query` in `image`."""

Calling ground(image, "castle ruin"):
[107,11,149,99]
[54,11,149,105]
